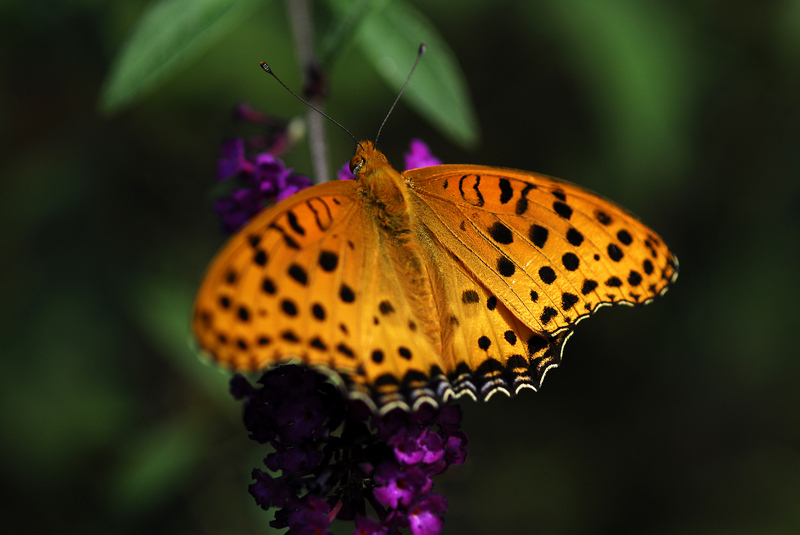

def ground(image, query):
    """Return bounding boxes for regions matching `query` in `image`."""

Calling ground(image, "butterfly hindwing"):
[429,240,567,401]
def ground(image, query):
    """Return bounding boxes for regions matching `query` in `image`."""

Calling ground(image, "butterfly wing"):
[193,178,457,410]
[193,181,362,373]
[194,151,678,411]
[404,164,678,389]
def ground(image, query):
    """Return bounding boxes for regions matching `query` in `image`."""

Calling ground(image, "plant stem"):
[286,0,331,183]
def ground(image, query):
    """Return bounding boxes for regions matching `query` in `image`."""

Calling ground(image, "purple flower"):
[407,494,447,535]
[404,139,442,169]
[338,161,354,181]
[250,469,290,510]
[266,443,323,473]
[213,104,311,233]
[217,138,251,180]
[286,495,333,535]
[373,464,430,509]
[215,138,440,233]
[354,516,388,535]
[214,147,312,233]
[232,366,466,534]
[389,426,445,466]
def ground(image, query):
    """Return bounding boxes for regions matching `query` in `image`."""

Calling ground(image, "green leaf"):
[325,0,480,148]
[100,0,263,113]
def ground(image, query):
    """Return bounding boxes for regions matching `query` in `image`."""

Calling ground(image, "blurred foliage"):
[2,0,800,534]
[102,0,479,147]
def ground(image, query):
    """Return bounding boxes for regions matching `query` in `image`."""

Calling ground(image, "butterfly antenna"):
[374,43,427,145]
[259,61,359,144]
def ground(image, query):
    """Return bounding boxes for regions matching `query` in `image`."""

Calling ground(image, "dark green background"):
[3,1,800,533]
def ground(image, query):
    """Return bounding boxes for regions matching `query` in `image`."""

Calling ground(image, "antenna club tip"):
[259,61,272,74]
[419,43,427,54]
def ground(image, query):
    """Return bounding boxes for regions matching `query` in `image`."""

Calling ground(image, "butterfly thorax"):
[351,141,444,354]
[351,141,413,237]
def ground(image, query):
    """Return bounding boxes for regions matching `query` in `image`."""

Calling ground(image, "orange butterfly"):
[193,139,678,413]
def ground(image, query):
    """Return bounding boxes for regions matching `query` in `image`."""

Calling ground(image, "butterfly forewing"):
[194,181,369,376]
[194,177,460,407]
[406,164,678,337]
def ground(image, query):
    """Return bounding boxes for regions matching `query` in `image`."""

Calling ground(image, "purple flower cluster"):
[216,132,440,234]
[214,103,312,233]
[231,366,468,535]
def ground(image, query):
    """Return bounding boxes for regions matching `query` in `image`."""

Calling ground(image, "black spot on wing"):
[498,178,513,204]
[566,228,584,246]
[553,201,573,219]
[539,266,556,284]
[515,183,536,215]
[286,210,305,236]
[489,222,514,244]
[254,249,268,266]
[306,198,333,231]
[288,264,308,285]
[504,330,517,345]
[562,253,580,271]
[562,293,579,310]
[530,225,548,248]
[261,278,276,294]
[340,284,355,303]
[462,290,480,304]
[595,210,613,225]
[581,280,598,295]
[540,307,558,325]
[281,299,298,316]
[269,223,300,249]
[319,251,339,272]
[337,343,355,358]
[608,244,624,262]
[473,176,484,207]
[497,256,516,277]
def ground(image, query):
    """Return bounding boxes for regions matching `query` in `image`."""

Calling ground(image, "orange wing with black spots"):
[405,164,677,334]
[193,141,678,413]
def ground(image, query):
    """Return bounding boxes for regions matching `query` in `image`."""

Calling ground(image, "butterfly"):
[193,140,678,413]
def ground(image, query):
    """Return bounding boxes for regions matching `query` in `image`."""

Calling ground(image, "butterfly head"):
[350,141,390,181]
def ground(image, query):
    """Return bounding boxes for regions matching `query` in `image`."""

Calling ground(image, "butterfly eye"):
[349,156,365,175]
